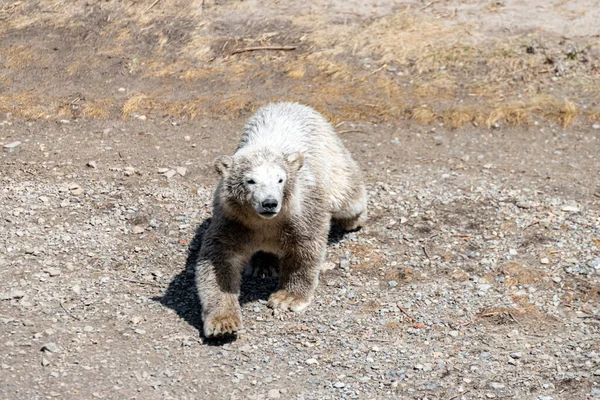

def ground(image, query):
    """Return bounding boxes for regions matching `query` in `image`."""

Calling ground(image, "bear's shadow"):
[151,218,349,343]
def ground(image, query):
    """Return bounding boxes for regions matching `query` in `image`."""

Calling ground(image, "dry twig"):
[231,46,296,55]
[60,302,80,320]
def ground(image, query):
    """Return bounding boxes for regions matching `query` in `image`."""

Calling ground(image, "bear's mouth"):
[259,211,278,218]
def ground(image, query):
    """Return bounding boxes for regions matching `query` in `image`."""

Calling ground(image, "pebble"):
[164,170,177,179]
[41,358,50,367]
[333,382,345,388]
[489,382,505,390]
[510,352,522,359]
[176,167,187,176]
[388,280,398,287]
[132,226,145,234]
[593,124,600,130]
[449,330,459,337]
[305,358,319,365]
[41,343,60,353]
[1,290,25,300]
[322,262,336,271]
[509,249,517,256]
[71,284,81,295]
[157,168,170,174]
[593,369,600,376]
[339,257,350,271]
[540,258,549,265]
[561,205,580,213]
[267,389,281,399]
[86,161,97,168]
[46,268,61,277]
[3,141,21,153]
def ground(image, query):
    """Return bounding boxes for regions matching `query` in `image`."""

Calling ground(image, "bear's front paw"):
[203,309,242,337]
[268,290,311,312]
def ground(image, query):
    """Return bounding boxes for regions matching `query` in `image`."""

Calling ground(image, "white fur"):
[240,102,365,218]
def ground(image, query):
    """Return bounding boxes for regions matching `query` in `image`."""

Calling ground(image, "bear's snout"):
[261,198,278,210]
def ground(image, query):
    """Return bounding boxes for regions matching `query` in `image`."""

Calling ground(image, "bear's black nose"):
[261,199,278,210]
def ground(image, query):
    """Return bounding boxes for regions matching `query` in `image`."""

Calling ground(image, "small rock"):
[46,268,61,277]
[3,141,21,153]
[267,389,281,399]
[305,358,318,365]
[157,168,170,174]
[164,170,177,179]
[489,382,505,390]
[176,167,187,177]
[1,290,25,300]
[449,330,459,337]
[86,161,97,168]
[552,277,562,283]
[509,249,517,256]
[516,200,532,209]
[510,352,522,359]
[71,285,81,295]
[41,358,50,367]
[477,284,492,292]
[593,124,600,130]
[339,257,350,271]
[333,382,345,388]
[41,343,60,353]
[135,329,146,335]
[540,258,549,265]
[388,280,398,288]
[132,226,145,234]
[321,262,336,272]
[594,369,600,376]
[561,205,580,213]
[83,326,94,332]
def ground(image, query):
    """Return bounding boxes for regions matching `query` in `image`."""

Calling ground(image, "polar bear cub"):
[196,102,367,337]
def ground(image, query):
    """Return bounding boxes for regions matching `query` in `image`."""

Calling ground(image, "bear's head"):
[214,148,304,220]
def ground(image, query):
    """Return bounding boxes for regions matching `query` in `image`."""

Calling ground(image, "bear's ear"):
[285,152,304,172]
[214,156,233,176]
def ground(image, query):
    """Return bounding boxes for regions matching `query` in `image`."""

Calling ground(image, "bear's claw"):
[203,310,242,337]
[268,290,311,312]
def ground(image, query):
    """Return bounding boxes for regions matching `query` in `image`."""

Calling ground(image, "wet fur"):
[196,102,367,337]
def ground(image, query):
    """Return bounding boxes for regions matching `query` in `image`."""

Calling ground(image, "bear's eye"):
[246,179,255,185]
[278,178,283,184]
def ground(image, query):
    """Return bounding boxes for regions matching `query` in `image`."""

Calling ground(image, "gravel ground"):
[1,116,599,399]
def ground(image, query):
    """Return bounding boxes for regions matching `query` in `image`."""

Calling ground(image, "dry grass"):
[442,108,475,129]
[0,92,47,120]
[487,103,531,128]
[122,94,155,119]
[0,1,597,129]
[82,100,113,120]
[2,45,35,69]
[411,106,437,124]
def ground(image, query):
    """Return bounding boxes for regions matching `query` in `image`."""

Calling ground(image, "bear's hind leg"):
[332,186,367,232]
